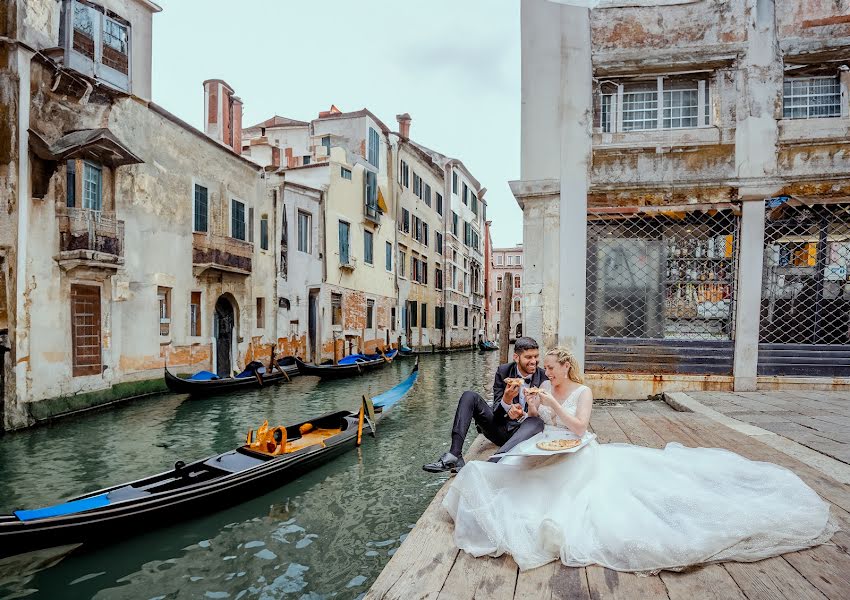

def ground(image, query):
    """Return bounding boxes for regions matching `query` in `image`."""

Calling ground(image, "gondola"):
[294,349,397,380]
[164,356,299,396]
[0,359,419,559]
[478,340,498,351]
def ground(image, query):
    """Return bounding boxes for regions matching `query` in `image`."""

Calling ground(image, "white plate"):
[491,430,596,458]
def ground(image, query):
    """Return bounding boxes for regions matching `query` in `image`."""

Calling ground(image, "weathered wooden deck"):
[365,400,850,600]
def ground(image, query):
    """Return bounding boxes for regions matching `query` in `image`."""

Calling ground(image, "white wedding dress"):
[443,383,837,572]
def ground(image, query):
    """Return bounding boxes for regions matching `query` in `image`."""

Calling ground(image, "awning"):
[29,128,143,167]
[377,188,388,213]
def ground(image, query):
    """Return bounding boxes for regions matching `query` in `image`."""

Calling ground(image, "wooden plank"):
[585,565,669,600]
[366,437,493,600]
[723,557,828,600]
[589,410,631,444]
[514,563,591,600]
[635,409,701,447]
[783,544,850,600]
[660,565,747,600]
[438,552,517,600]
[609,409,665,449]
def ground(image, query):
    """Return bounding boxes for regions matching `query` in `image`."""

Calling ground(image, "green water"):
[0,352,500,599]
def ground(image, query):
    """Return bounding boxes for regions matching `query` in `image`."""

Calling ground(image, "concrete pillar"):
[733,200,766,391]
[557,5,592,361]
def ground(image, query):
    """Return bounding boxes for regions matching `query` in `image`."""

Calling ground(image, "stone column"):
[733,200,766,391]
[557,5,592,360]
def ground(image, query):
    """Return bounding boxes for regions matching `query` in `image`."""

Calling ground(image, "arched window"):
[515,323,522,338]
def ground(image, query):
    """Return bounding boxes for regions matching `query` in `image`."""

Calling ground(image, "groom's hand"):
[503,383,519,405]
[507,403,524,420]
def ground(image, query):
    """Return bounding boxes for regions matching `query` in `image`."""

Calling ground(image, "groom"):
[423,337,547,473]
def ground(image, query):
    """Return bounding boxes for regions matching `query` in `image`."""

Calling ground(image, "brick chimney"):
[396,113,412,139]
[203,79,242,154]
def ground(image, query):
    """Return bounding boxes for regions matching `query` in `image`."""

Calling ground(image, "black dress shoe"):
[422,452,465,473]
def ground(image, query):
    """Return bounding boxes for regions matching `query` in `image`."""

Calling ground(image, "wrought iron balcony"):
[55,207,124,272]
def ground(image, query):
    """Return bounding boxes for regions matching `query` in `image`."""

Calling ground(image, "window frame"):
[297,210,312,253]
[190,291,202,337]
[338,220,351,265]
[600,76,711,133]
[364,228,374,265]
[230,198,247,241]
[368,127,380,167]
[385,241,393,272]
[783,76,842,120]
[259,214,269,251]
[192,181,209,233]
[82,161,102,211]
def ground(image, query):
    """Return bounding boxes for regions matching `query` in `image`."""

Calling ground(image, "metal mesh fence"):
[586,208,739,341]
[760,201,850,345]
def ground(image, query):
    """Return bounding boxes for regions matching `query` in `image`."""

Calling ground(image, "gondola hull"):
[294,356,390,380]
[0,359,420,559]
[164,361,299,396]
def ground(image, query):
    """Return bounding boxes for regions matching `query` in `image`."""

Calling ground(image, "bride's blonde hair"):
[546,347,584,384]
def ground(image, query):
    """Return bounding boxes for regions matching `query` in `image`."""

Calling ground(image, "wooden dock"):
[365,401,850,600]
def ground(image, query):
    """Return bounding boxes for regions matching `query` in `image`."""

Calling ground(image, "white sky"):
[151,0,523,248]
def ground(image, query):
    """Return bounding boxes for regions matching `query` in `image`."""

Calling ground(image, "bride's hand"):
[526,394,541,416]
[538,390,558,407]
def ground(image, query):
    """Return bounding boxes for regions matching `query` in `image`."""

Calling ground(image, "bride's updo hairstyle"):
[546,347,585,384]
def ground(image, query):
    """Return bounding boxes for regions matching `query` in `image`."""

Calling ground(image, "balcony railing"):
[56,207,124,272]
[193,233,253,275]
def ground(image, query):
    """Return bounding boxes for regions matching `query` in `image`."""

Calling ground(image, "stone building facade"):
[491,245,525,342]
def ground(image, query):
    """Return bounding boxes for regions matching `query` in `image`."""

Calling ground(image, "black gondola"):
[164,357,299,396]
[0,360,419,559]
[478,340,498,351]
[294,349,396,380]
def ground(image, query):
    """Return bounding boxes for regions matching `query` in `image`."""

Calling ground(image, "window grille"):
[783,77,841,120]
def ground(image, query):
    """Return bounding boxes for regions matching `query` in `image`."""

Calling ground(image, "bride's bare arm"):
[540,388,593,436]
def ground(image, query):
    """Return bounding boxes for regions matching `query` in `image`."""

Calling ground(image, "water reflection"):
[0,351,500,599]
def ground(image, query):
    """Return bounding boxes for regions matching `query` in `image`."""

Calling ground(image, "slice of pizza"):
[536,438,582,451]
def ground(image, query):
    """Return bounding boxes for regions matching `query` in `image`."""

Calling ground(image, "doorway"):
[214,296,235,377]
[308,289,319,363]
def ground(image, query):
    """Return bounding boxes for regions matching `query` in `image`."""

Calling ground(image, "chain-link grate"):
[760,201,850,345]
[586,208,740,342]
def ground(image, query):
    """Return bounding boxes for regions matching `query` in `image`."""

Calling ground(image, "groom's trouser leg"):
[488,417,545,463]
[450,391,509,456]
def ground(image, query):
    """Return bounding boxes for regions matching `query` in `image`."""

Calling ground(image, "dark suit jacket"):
[491,362,548,432]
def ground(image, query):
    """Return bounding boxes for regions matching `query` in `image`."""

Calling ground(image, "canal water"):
[0,351,501,599]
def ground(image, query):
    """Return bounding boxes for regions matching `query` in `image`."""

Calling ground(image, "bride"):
[443,347,837,573]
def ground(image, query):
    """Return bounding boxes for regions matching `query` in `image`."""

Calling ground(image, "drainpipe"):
[273,175,280,353]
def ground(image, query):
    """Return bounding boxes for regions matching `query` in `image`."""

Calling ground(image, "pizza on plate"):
[536,438,582,451]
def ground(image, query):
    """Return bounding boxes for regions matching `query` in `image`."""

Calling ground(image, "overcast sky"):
[151,0,523,248]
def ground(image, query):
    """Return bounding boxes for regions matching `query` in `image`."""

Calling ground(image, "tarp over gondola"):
[294,349,397,380]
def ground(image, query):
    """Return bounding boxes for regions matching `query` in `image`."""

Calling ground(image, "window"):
[516,255,522,266]
[400,208,410,233]
[331,293,342,325]
[399,250,406,277]
[365,170,379,218]
[338,220,351,265]
[424,183,431,207]
[367,299,375,329]
[409,300,418,327]
[471,193,478,216]
[368,127,380,167]
[385,241,392,271]
[102,17,129,74]
[298,210,312,253]
[436,193,443,216]
[462,183,469,205]
[464,307,469,327]
[496,254,504,266]
[399,160,409,187]
[82,162,102,211]
[435,306,445,329]
[71,284,101,376]
[322,135,331,155]
[193,184,208,232]
[515,276,521,288]
[452,212,459,237]
[783,77,841,119]
[453,304,459,326]
[413,172,421,197]
[452,171,458,194]
[497,276,503,291]
[423,223,429,247]
[391,307,396,330]
[421,303,428,328]
[435,268,443,290]
[341,167,352,180]
[436,232,443,255]
[364,229,374,264]
[601,78,711,133]
[497,298,502,312]
[158,286,171,337]
[256,297,265,329]
[303,155,311,165]
[514,299,521,312]
[260,214,269,250]
[72,2,96,59]
[231,199,246,240]
[190,291,202,337]
[66,160,76,207]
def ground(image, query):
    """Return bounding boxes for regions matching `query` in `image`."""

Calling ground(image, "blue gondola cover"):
[15,493,110,522]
